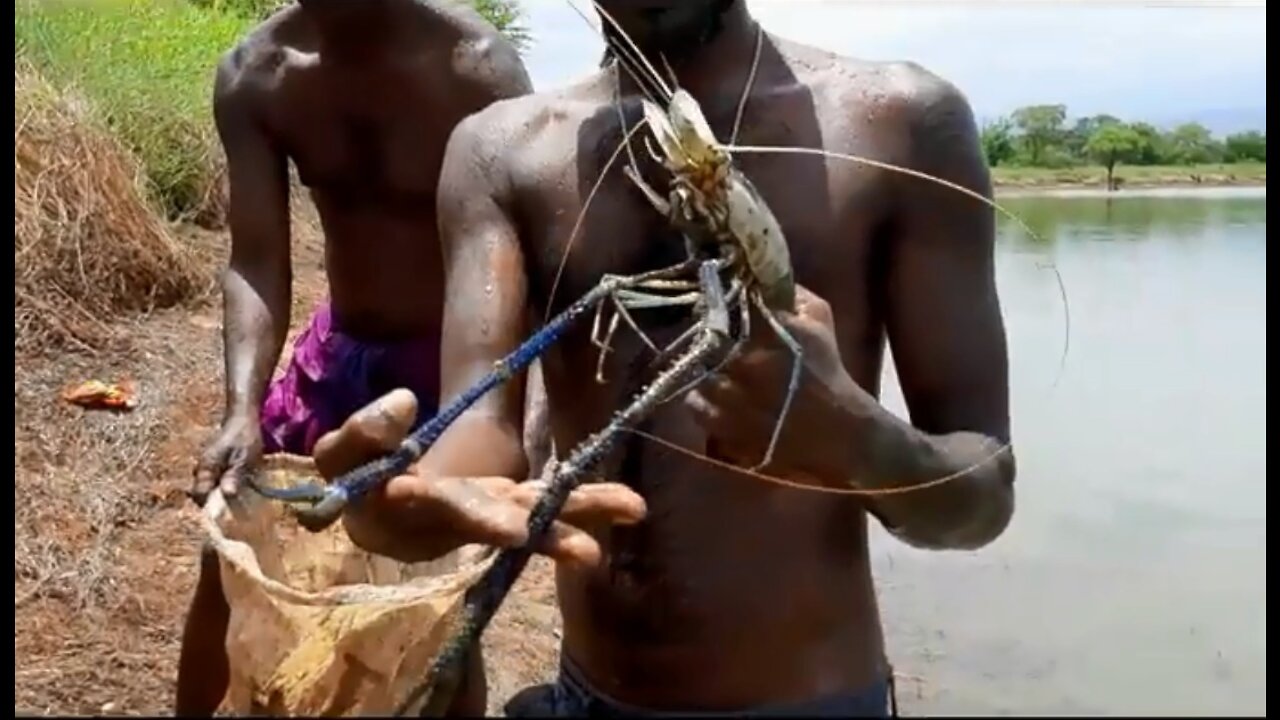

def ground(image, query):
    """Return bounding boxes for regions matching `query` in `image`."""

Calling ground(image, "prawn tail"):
[724,170,795,311]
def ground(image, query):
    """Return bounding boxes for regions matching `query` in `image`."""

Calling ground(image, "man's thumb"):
[314,389,418,479]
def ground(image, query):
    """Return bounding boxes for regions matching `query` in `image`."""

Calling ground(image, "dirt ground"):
[12,215,561,716]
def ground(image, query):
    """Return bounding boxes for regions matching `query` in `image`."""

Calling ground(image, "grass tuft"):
[16,0,254,223]
[14,61,214,356]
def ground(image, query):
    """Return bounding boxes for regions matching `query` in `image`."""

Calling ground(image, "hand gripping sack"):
[200,454,495,716]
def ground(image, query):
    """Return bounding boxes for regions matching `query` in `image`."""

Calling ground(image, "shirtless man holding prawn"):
[315,0,1017,715]
[175,1,542,714]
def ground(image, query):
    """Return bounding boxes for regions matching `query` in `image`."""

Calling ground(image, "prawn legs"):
[245,259,703,532]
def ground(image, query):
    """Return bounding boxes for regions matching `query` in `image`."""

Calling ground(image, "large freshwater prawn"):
[247,2,1069,715]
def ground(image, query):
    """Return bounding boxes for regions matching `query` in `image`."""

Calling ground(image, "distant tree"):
[1224,131,1266,163]
[1163,123,1222,165]
[965,110,1262,169]
[1085,123,1144,190]
[980,118,1016,167]
[468,0,531,51]
[1011,104,1067,165]
[1128,122,1164,165]
[1065,114,1120,159]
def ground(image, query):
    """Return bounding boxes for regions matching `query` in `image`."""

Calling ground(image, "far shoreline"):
[990,162,1266,194]
[994,177,1267,193]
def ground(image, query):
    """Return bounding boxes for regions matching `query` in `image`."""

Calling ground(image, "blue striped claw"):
[243,259,697,535]
[243,476,350,532]
[292,486,352,532]
[245,478,329,505]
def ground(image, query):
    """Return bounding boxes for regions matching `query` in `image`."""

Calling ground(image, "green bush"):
[16,0,254,222]
[187,0,529,43]
[469,0,532,51]
[187,0,287,20]
[14,0,529,222]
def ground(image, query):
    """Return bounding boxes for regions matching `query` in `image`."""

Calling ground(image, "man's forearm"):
[420,412,530,483]
[221,268,290,422]
[826,381,1016,550]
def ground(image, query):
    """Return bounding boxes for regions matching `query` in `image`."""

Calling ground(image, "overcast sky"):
[517,0,1267,131]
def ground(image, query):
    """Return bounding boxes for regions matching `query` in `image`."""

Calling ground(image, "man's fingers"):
[367,472,611,569]
[314,389,419,479]
[488,502,605,568]
[446,496,602,566]
[686,388,751,440]
[793,284,835,328]
[190,450,226,506]
[540,522,605,568]
[785,283,827,321]
[218,468,241,498]
[698,373,755,415]
[192,467,217,494]
[188,476,215,507]
[432,479,619,567]
[505,482,647,528]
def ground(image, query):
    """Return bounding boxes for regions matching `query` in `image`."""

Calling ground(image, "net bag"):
[200,454,495,716]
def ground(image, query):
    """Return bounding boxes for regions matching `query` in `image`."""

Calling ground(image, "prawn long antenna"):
[590,0,675,102]
[722,142,1072,388]
[542,116,653,324]
[563,0,674,106]
[627,428,1013,498]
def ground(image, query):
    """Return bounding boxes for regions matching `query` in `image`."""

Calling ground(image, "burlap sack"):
[200,454,495,716]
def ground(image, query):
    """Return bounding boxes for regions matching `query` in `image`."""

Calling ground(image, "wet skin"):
[332,1,1017,713]
[176,1,534,715]
[335,2,1013,712]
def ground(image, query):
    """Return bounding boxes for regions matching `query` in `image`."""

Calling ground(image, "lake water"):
[871,187,1267,716]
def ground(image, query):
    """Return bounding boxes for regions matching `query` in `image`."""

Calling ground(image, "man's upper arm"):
[456,31,534,107]
[881,66,1011,443]
[436,113,530,425]
[213,55,290,274]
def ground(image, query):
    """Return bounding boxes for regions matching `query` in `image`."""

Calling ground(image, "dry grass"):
[14,308,220,714]
[14,0,254,224]
[12,257,562,715]
[11,139,557,710]
[14,63,214,356]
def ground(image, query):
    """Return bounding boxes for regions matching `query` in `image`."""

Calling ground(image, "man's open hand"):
[312,389,647,567]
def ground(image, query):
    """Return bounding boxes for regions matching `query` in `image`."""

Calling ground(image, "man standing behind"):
[175,1,536,715]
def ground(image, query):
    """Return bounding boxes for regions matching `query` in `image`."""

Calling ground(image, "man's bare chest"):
[266,79,454,201]
[517,130,892,398]
[524,151,880,311]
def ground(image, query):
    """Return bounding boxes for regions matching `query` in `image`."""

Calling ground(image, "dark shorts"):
[504,657,897,718]
[259,302,441,455]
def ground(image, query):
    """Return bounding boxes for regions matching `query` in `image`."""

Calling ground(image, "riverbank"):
[991,162,1266,191]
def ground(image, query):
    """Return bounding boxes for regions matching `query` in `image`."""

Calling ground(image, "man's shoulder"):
[784,38,978,145]
[436,3,531,95]
[872,59,977,141]
[448,77,606,160]
[213,7,302,111]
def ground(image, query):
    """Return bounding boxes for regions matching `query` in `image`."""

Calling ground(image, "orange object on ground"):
[61,379,138,411]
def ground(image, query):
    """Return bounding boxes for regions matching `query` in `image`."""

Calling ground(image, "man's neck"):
[609,3,762,106]
[302,0,447,63]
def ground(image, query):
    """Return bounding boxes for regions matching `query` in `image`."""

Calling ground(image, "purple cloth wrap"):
[259,303,441,455]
